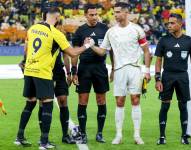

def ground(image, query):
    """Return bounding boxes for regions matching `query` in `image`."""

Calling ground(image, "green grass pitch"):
[0,56,190,150]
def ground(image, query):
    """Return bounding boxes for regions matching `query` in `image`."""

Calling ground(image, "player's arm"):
[51,26,93,57]
[109,49,114,82]
[63,52,72,86]
[63,53,70,75]
[91,30,111,56]
[155,38,164,92]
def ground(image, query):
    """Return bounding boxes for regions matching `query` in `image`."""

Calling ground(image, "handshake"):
[84,37,95,49]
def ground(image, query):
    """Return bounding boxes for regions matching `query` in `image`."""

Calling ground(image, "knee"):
[131,95,140,106]
[178,102,187,111]
[79,94,88,105]
[57,96,67,107]
[96,94,106,105]
[116,97,125,107]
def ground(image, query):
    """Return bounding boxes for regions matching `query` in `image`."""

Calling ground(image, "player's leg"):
[157,101,170,145]
[112,96,126,144]
[128,66,144,144]
[176,73,190,144]
[112,66,128,144]
[157,72,173,145]
[14,76,37,147]
[130,94,144,145]
[34,77,55,149]
[76,64,92,144]
[187,100,191,137]
[77,93,89,144]
[95,93,107,143]
[93,63,109,143]
[54,73,75,144]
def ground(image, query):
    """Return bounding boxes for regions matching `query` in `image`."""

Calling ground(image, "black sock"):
[17,101,36,139]
[38,105,43,133]
[178,102,188,137]
[159,102,170,138]
[41,101,53,144]
[60,106,69,137]
[77,104,87,134]
[97,104,106,133]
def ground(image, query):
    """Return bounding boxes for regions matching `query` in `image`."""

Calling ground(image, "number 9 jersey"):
[24,22,70,80]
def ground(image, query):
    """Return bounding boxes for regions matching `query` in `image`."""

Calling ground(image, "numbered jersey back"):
[24,23,58,79]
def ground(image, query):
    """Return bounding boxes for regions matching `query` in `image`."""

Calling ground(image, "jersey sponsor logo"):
[90,32,96,36]
[174,43,180,48]
[166,51,173,58]
[181,51,188,59]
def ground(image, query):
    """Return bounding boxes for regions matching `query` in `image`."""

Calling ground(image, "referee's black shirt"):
[155,34,191,72]
[72,22,108,63]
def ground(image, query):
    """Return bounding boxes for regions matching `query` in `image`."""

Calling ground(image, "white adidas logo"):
[174,43,180,48]
[90,32,96,36]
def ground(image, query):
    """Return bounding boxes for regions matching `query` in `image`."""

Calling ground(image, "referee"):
[155,13,191,145]
[71,4,111,144]
[14,7,94,149]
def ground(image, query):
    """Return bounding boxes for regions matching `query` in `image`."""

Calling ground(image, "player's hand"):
[72,75,79,86]
[84,37,95,49]
[155,81,163,92]
[67,74,72,87]
[18,60,25,73]
[145,73,151,83]
[110,69,114,82]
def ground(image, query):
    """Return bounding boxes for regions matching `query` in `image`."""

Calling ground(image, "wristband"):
[155,72,161,82]
[145,67,150,73]
[71,66,77,75]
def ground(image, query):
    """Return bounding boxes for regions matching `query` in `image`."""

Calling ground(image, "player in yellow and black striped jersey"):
[14,7,95,149]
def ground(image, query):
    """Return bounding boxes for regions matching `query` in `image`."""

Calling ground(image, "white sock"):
[131,105,142,138]
[187,100,191,136]
[115,107,125,137]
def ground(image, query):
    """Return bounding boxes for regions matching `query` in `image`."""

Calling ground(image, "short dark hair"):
[84,4,97,14]
[114,2,129,9]
[169,13,182,22]
[47,7,60,14]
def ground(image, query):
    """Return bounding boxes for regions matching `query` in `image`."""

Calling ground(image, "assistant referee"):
[155,13,191,145]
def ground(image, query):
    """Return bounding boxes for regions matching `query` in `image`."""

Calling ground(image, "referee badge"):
[166,51,173,58]
[181,51,188,59]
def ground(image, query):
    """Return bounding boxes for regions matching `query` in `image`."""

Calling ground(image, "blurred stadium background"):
[0,0,191,150]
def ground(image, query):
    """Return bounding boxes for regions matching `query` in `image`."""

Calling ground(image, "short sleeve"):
[72,28,82,47]
[100,30,111,50]
[51,26,70,51]
[155,38,164,57]
[136,25,147,46]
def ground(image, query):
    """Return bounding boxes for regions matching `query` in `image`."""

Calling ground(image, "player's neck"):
[171,30,183,38]
[119,19,129,27]
[45,19,56,26]
[87,22,97,27]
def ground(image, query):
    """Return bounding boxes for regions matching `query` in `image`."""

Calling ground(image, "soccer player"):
[90,2,151,145]
[14,7,94,149]
[71,4,111,144]
[155,13,191,145]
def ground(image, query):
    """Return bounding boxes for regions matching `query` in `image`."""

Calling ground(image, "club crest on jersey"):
[181,51,188,59]
[166,51,173,58]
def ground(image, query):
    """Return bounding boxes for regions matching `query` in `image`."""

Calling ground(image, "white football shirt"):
[101,22,147,70]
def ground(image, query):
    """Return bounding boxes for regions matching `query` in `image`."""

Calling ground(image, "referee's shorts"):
[159,71,190,102]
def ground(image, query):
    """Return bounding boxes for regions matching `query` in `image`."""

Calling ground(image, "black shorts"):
[159,71,190,102]
[23,76,54,99]
[76,62,109,93]
[53,69,69,97]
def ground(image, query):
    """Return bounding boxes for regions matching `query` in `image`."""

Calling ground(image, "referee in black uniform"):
[71,4,111,144]
[155,13,191,145]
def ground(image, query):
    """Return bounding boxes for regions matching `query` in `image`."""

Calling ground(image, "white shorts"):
[114,65,143,96]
